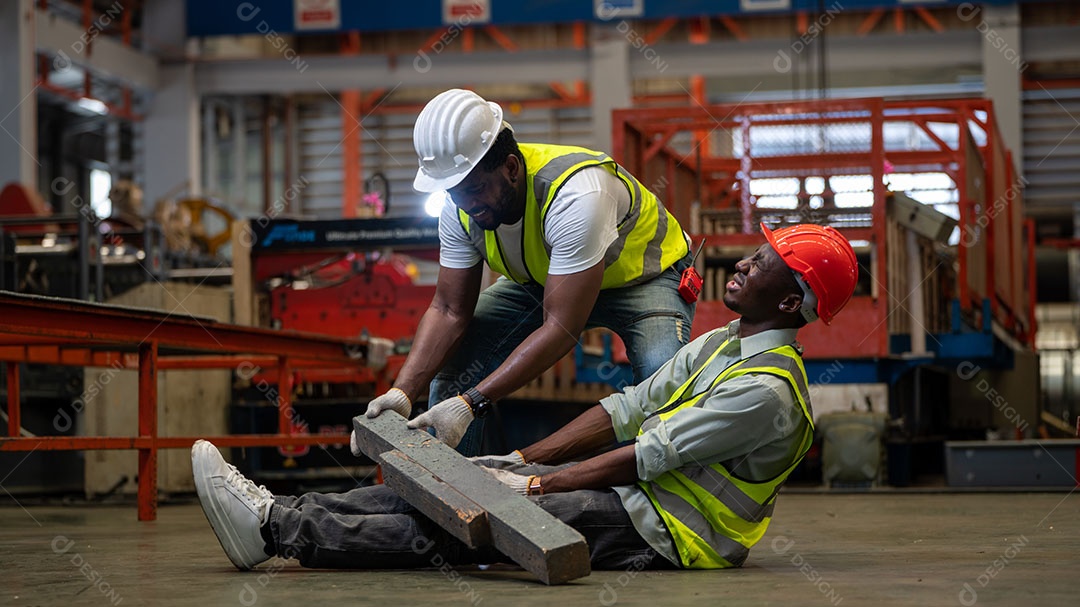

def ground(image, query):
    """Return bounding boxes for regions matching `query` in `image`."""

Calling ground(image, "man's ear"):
[505,153,521,183]
[778,293,803,314]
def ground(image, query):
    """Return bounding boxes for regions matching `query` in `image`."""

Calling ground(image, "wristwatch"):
[527,475,543,496]
[462,387,492,418]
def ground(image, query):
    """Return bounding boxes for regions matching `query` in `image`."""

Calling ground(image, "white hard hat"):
[412,89,508,193]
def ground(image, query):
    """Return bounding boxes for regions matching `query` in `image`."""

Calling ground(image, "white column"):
[980,3,1024,177]
[0,0,37,189]
[142,0,199,206]
[590,28,632,153]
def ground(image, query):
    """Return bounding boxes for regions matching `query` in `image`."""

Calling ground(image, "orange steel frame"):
[0,292,379,521]
[611,97,1036,356]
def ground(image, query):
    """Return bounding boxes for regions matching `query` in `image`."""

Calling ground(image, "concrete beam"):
[34,8,159,90]
[379,450,491,548]
[352,412,591,585]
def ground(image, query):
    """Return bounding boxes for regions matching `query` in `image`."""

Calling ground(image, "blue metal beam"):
[188,1,1026,37]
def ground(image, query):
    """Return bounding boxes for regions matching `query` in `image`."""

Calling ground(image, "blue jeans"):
[430,253,696,455]
[268,464,674,571]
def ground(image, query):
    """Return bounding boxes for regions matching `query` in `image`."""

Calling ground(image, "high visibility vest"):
[457,143,689,289]
[637,331,814,569]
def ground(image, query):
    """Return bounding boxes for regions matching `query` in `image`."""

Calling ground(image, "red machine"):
[247,217,441,389]
[269,252,435,344]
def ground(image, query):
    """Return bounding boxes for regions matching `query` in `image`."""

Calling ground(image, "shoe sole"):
[192,440,260,571]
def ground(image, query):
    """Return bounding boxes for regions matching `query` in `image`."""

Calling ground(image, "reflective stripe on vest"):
[457,143,688,288]
[638,337,814,569]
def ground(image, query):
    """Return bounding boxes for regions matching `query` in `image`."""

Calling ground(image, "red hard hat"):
[761,223,858,325]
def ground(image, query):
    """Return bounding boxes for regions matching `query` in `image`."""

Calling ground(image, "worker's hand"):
[406,396,474,448]
[364,388,412,419]
[468,450,527,470]
[479,466,530,496]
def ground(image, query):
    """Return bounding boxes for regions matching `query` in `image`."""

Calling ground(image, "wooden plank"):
[353,412,591,584]
[379,450,490,548]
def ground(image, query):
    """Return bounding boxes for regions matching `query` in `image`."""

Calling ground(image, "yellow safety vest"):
[457,143,689,289]
[637,332,814,569]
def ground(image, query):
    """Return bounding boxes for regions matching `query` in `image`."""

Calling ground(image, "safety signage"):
[443,0,490,25]
[294,0,340,31]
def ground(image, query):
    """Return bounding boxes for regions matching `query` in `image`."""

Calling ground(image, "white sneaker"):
[192,439,274,570]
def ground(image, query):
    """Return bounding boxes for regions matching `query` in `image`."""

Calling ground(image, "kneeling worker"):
[366,88,696,455]
[193,223,857,572]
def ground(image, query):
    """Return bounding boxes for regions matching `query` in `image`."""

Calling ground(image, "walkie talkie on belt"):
[678,239,706,304]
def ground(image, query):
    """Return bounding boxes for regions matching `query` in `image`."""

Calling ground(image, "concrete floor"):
[1,492,1077,606]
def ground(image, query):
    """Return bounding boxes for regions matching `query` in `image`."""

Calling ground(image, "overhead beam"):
[195,48,590,94]
[193,25,1080,96]
[34,8,158,89]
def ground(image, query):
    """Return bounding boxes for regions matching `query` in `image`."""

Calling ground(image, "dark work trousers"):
[267,463,675,571]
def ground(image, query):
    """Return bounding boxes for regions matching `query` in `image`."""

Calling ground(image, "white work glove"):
[364,388,412,419]
[350,388,412,457]
[480,466,530,496]
[406,396,474,449]
[468,450,527,470]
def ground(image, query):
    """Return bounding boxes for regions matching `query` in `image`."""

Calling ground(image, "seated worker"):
[192,223,858,572]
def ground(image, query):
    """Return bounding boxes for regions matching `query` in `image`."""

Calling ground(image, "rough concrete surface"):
[1,492,1077,606]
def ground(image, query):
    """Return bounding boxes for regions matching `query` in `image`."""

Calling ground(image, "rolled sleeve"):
[635,419,683,481]
[633,374,794,481]
[600,392,643,443]
[600,331,715,442]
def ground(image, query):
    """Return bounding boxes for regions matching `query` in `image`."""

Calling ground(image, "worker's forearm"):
[393,305,470,402]
[520,404,617,465]
[474,321,581,402]
[539,444,639,493]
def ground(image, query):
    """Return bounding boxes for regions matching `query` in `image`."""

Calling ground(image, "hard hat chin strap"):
[793,273,819,323]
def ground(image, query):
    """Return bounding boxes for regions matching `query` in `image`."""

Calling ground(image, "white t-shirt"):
[438,166,632,278]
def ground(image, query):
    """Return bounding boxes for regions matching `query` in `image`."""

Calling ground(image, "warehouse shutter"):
[1023,87,1080,214]
[297,101,593,219]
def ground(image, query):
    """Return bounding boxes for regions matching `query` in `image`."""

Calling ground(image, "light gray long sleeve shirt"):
[600,320,813,566]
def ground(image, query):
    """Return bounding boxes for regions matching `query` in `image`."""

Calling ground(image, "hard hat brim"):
[413,165,471,193]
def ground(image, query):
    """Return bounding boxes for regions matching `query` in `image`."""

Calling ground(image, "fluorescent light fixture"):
[424,191,447,218]
[77,97,108,115]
